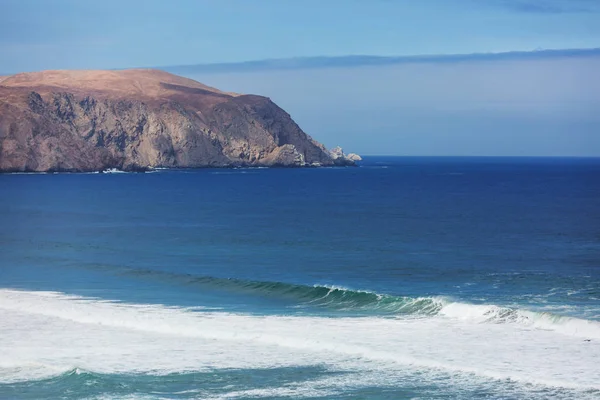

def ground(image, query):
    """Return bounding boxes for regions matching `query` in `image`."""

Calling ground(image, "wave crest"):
[184,275,446,315]
[116,268,600,338]
[439,302,600,338]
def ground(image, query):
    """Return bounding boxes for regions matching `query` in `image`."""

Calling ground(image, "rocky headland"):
[0,69,358,172]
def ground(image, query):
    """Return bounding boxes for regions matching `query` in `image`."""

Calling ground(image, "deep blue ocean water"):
[0,157,599,399]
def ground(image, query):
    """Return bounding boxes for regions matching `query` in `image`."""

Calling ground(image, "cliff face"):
[0,69,343,172]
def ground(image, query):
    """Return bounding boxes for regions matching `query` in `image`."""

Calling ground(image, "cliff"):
[0,69,352,172]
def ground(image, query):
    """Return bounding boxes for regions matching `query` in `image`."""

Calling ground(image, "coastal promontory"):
[0,69,355,172]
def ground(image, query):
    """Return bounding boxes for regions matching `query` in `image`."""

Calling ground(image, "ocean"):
[0,157,599,399]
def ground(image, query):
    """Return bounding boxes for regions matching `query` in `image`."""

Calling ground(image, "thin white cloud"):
[492,0,600,13]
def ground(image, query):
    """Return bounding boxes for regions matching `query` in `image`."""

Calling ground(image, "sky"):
[185,56,600,156]
[1,0,599,156]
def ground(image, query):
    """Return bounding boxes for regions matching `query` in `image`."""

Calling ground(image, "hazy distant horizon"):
[171,52,600,157]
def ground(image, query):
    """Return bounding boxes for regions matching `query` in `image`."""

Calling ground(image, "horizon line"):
[355,155,600,158]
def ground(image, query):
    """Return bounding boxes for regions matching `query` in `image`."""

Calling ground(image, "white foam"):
[440,302,518,321]
[440,301,600,339]
[0,289,598,397]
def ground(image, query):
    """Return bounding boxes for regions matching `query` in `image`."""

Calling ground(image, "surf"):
[0,288,599,398]
[104,267,600,337]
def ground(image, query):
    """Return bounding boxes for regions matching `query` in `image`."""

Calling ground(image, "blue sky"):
[1,0,600,71]
[1,0,599,156]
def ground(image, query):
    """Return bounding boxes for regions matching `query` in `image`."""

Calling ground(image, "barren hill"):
[0,69,344,172]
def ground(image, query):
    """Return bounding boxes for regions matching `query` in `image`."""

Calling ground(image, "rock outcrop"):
[329,146,362,165]
[0,69,349,172]
[346,153,362,161]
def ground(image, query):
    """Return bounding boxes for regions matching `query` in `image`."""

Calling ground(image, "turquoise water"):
[1,157,599,399]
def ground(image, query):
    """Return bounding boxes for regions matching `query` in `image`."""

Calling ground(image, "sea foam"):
[439,301,600,339]
[0,288,598,398]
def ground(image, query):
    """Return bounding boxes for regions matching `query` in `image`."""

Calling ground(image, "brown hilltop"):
[0,69,238,100]
[0,69,344,172]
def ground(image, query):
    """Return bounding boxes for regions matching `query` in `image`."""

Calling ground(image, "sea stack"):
[0,69,352,172]
[329,146,362,165]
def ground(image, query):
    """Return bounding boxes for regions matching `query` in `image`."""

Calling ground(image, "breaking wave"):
[1,288,599,398]
[111,269,600,338]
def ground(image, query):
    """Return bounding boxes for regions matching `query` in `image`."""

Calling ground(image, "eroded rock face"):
[0,69,341,172]
[329,146,361,165]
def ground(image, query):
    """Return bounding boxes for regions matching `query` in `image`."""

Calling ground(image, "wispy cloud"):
[495,0,600,13]
[163,48,600,74]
